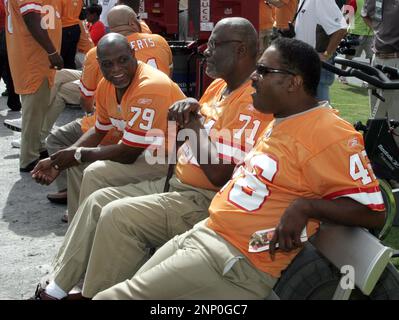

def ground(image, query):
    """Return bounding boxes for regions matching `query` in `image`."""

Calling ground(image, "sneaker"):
[4,118,22,132]
[11,139,20,148]
[338,76,348,85]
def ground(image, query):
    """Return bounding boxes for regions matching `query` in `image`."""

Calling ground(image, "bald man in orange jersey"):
[43,5,173,220]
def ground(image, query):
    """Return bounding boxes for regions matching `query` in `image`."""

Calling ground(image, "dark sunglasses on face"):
[255,64,296,79]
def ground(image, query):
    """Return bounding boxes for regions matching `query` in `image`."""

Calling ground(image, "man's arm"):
[322,28,347,60]
[76,143,143,164]
[169,98,236,187]
[22,12,63,69]
[362,15,373,29]
[269,197,386,258]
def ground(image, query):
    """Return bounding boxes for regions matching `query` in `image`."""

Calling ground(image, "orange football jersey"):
[259,0,274,30]
[175,78,273,191]
[207,105,385,278]
[95,62,185,150]
[5,0,62,94]
[274,0,298,29]
[77,20,94,54]
[60,0,82,27]
[79,47,103,98]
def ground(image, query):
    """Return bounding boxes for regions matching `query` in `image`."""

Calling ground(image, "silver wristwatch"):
[74,147,83,164]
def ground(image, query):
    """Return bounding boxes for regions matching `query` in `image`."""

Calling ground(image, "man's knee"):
[82,161,107,183]
[45,131,62,151]
[98,200,144,234]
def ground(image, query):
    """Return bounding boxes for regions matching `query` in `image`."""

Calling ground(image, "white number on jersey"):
[350,152,372,185]
[228,154,278,211]
[5,0,13,34]
[128,107,155,131]
[233,114,261,145]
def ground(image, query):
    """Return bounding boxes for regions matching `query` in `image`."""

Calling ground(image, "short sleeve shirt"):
[207,105,384,277]
[5,0,62,94]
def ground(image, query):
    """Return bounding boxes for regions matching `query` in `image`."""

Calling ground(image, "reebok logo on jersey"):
[137,98,153,105]
[348,137,359,148]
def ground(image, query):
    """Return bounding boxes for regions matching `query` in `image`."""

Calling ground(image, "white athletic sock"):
[45,281,68,300]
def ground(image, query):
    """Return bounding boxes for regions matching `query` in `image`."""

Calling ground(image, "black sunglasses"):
[255,64,296,78]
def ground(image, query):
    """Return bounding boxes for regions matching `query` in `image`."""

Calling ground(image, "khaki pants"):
[20,79,51,168]
[370,56,399,144]
[43,69,82,137]
[46,119,83,192]
[52,176,216,297]
[94,220,277,300]
[67,156,169,222]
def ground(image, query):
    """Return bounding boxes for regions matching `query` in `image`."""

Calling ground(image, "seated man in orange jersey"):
[40,6,173,221]
[31,17,273,300]
[92,37,386,300]
[31,33,184,223]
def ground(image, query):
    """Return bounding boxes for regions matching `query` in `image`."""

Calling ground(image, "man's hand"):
[168,98,201,129]
[48,52,64,70]
[31,157,60,185]
[50,148,80,171]
[269,199,310,260]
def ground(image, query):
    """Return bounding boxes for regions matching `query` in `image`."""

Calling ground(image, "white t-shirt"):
[99,0,117,27]
[294,0,347,48]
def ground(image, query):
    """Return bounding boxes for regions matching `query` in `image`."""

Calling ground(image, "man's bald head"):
[107,5,141,34]
[117,0,140,13]
[214,17,258,59]
[97,33,131,59]
[204,17,258,81]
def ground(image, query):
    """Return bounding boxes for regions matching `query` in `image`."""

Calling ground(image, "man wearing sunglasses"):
[94,38,384,300]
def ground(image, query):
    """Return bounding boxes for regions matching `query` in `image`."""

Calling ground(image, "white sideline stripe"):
[335,191,384,206]
[20,3,42,14]
[78,81,95,97]
[123,131,164,146]
[95,120,113,131]
[215,141,246,162]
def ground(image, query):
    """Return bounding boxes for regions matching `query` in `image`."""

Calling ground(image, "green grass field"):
[330,81,399,267]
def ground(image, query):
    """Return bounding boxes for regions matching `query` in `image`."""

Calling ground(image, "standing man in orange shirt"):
[4,0,63,172]
[259,0,275,55]
[267,0,298,34]
[61,0,83,69]
[95,37,386,301]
